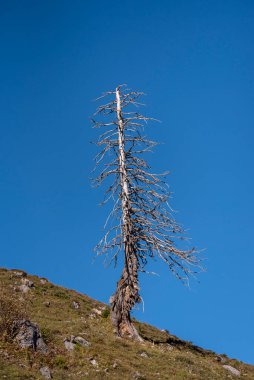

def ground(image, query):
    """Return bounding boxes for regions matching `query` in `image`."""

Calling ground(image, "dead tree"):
[92,85,200,340]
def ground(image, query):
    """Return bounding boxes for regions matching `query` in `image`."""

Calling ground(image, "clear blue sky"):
[1,0,254,364]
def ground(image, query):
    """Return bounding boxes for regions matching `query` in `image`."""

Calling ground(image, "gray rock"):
[43,301,50,307]
[14,320,48,353]
[18,284,30,294]
[140,351,148,358]
[64,339,75,351]
[223,365,241,377]
[40,278,48,285]
[21,278,34,288]
[64,335,91,349]
[72,335,90,347]
[36,337,48,353]
[90,358,98,367]
[40,366,52,379]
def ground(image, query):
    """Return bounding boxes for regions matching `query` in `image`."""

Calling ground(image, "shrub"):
[53,289,70,299]
[54,355,68,369]
[40,326,54,344]
[101,306,110,319]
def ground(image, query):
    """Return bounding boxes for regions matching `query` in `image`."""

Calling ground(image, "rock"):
[72,335,90,347]
[72,301,80,309]
[43,301,50,307]
[14,320,48,353]
[89,306,105,319]
[112,362,118,369]
[18,278,34,293]
[167,344,174,351]
[92,308,102,316]
[64,335,90,350]
[18,284,30,294]
[12,271,27,278]
[133,371,145,380]
[223,365,241,377]
[90,358,98,367]
[140,351,148,358]
[64,339,75,351]
[216,355,226,363]
[21,278,34,287]
[40,278,48,285]
[36,337,48,353]
[40,366,52,379]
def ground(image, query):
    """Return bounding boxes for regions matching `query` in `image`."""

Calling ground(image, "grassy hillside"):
[0,267,253,380]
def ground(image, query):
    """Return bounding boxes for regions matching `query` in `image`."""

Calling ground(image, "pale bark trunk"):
[110,87,142,341]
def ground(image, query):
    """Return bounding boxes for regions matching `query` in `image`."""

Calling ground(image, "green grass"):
[0,267,253,380]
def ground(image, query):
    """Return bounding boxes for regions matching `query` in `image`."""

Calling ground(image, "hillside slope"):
[0,267,253,380]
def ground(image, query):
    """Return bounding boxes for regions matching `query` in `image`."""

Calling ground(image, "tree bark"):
[110,87,142,341]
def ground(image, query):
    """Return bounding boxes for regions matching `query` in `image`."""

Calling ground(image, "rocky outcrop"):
[11,270,27,278]
[13,320,48,353]
[223,365,241,377]
[17,278,35,294]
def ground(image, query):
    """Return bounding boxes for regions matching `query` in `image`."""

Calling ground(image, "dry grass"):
[0,286,27,340]
[0,267,253,380]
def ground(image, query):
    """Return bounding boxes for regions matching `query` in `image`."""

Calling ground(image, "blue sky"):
[1,0,254,364]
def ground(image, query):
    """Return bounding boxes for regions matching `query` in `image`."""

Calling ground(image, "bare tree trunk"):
[93,85,200,340]
[110,87,142,341]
